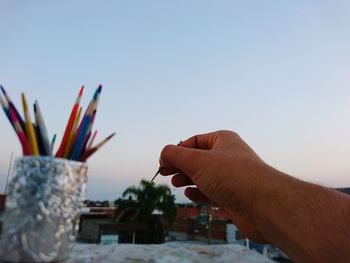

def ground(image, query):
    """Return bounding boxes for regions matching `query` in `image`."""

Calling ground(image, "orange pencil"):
[64,106,82,158]
[56,86,84,157]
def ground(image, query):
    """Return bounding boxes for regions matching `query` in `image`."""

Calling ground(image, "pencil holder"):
[0,156,88,263]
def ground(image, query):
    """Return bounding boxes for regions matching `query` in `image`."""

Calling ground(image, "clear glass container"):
[0,157,88,263]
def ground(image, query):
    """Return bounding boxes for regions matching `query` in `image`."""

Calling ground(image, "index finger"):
[180,131,220,150]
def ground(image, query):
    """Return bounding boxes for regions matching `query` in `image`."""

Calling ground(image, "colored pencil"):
[80,86,101,153]
[64,106,82,158]
[82,131,91,155]
[1,93,30,155]
[75,85,101,139]
[9,107,31,155]
[35,123,45,155]
[79,132,115,162]
[22,93,39,156]
[56,86,84,158]
[70,113,92,160]
[87,130,98,150]
[34,101,52,156]
[0,94,15,129]
[1,84,113,161]
[70,86,102,160]
[1,85,26,133]
[81,109,96,153]
[51,134,57,152]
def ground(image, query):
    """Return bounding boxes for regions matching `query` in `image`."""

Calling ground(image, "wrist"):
[251,167,311,259]
[252,170,350,262]
[251,165,291,224]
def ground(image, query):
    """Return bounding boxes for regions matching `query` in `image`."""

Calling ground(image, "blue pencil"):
[70,114,92,160]
[76,85,101,134]
[70,86,102,160]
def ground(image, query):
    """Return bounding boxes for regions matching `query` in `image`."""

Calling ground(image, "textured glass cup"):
[0,157,88,263]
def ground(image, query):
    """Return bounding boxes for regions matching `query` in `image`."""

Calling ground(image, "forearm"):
[253,168,350,262]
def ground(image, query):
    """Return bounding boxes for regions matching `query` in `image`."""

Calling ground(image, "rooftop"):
[67,243,273,263]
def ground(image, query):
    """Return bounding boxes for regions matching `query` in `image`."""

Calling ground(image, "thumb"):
[160,144,206,176]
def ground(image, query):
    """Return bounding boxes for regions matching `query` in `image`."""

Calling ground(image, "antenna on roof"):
[5,152,13,194]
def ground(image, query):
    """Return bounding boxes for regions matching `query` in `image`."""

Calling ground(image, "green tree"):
[116,179,177,244]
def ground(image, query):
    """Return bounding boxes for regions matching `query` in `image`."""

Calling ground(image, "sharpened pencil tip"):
[0,85,6,95]
[0,93,7,108]
[92,87,100,101]
[79,85,84,97]
[107,132,116,140]
[21,93,29,112]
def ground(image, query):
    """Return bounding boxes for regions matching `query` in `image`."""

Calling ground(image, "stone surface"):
[67,243,274,263]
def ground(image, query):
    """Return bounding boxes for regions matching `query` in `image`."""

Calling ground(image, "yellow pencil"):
[22,93,39,156]
[64,106,82,158]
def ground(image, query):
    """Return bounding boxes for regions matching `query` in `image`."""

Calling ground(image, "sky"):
[1,1,350,202]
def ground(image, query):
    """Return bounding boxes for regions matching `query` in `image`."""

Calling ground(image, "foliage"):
[115,179,177,244]
[119,179,176,222]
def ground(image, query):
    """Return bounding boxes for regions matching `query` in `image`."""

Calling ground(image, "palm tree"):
[116,179,176,244]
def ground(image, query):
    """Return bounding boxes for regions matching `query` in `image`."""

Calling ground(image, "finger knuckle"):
[217,130,239,138]
[160,144,176,161]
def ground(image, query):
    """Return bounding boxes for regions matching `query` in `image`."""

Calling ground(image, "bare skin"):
[159,130,350,263]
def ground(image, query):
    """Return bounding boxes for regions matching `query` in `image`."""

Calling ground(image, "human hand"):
[159,130,282,243]
[160,130,350,262]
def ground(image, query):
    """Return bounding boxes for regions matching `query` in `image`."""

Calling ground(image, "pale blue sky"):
[1,1,350,202]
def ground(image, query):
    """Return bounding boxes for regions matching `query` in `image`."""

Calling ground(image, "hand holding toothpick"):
[151,141,182,182]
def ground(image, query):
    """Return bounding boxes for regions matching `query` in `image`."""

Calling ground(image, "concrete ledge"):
[67,243,274,263]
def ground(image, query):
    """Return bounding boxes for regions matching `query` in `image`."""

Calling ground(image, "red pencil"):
[9,107,31,155]
[56,86,84,157]
[1,86,26,133]
[87,129,98,150]
[79,132,115,162]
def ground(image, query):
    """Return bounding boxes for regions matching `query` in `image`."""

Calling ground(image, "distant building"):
[167,204,233,244]
[78,206,157,244]
[167,203,290,261]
